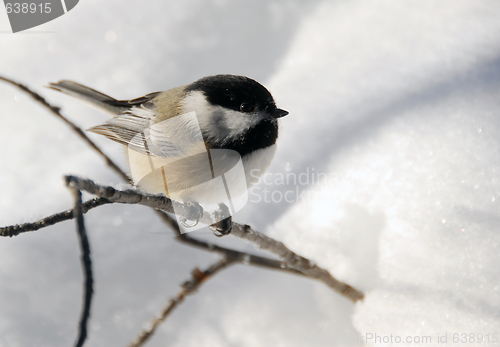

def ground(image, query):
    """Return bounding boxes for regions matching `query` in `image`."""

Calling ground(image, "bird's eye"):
[240,103,254,113]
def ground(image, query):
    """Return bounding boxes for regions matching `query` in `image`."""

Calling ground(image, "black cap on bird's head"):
[185,74,288,119]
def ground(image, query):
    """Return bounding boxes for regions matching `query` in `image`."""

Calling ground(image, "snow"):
[1,0,500,346]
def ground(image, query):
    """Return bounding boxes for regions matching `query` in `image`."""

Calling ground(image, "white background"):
[1,1,500,346]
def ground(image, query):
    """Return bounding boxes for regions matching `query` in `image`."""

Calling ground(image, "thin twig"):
[67,186,94,347]
[230,224,364,301]
[63,175,364,302]
[63,175,216,224]
[128,257,235,347]
[0,197,111,237]
[151,211,295,273]
[176,232,305,276]
[0,75,132,184]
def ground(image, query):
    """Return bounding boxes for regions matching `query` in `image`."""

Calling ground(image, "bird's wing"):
[88,103,206,159]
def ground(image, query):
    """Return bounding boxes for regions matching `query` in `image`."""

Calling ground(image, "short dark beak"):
[271,108,289,118]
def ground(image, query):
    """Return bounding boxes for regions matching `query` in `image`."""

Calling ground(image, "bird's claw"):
[209,203,232,237]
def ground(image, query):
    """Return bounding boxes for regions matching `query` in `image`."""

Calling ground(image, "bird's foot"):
[209,203,232,237]
[179,201,204,228]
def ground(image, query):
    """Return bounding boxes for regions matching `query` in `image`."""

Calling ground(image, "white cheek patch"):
[217,108,263,133]
[180,91,263,144]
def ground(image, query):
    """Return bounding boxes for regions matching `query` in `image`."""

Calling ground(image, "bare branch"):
[230,224,364,302]
[128,257,235,347]
[177,232,305,276]
[67,186,94,347]
[63,175,364,302]
[63,175,212,224]
[152,210,306,275]
[0,75,132,184]
[0,198,111,237]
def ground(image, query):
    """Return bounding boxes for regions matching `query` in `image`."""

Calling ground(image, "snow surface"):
[1,0,500,346]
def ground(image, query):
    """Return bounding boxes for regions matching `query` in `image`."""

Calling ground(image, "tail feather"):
[48,80,129,115]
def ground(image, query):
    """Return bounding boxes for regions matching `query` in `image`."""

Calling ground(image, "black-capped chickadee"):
[49,75,288,222]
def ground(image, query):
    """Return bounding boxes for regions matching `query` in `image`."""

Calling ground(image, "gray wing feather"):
[48,80,161,115]
[48,80,128,114]
[88,106,205,159]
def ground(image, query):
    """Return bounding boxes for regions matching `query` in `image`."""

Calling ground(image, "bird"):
[49,75,288,227]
